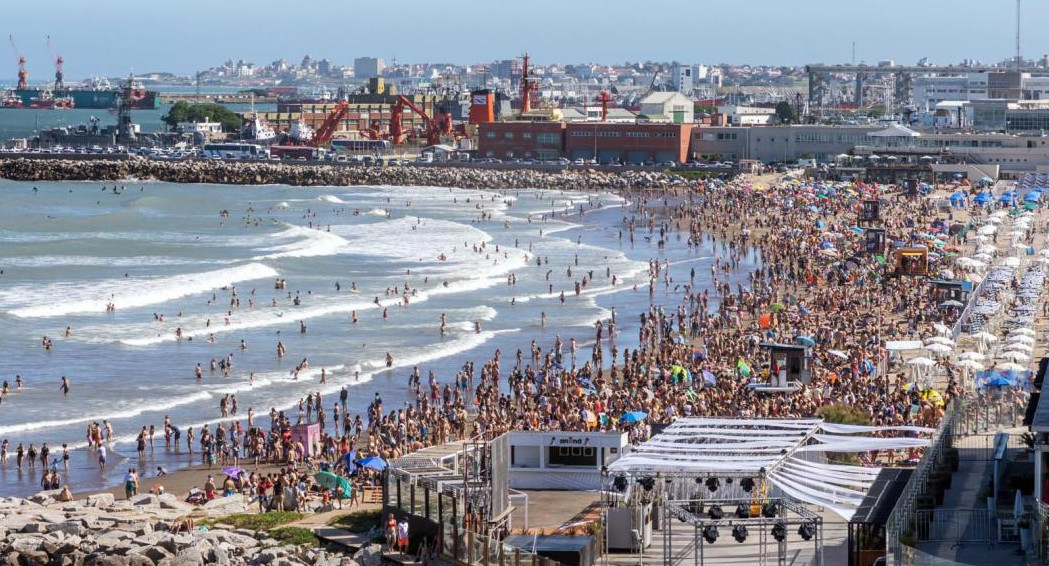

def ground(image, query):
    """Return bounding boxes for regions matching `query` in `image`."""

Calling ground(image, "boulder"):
[85,494,115,508]
[352,546,381,566]
[169,547,204,566]
[201,496,247,514]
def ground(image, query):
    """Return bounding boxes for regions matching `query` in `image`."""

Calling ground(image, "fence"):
[910,509,994,543]
[443,528,554,566]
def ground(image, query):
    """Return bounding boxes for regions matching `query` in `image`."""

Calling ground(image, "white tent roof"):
[607,417,933,519]
[867,123,921,138]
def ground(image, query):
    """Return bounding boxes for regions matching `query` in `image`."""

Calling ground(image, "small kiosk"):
[748,343,811,393]
[289,422,322,456]
[930,279,973,304]
[507,431,629,490]
[863,228,886,255]
[859,199,880,222]
[896,248,929,276]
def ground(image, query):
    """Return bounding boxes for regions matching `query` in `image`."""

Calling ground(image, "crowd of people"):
[5,171,1035,509]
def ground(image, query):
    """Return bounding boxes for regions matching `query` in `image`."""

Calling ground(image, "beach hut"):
[290,422,322,457]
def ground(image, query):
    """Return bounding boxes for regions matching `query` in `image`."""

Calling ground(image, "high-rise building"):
[673,65,693,95]
[354,57,386,79]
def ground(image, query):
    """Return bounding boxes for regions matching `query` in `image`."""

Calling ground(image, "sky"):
[2,0,1045,79]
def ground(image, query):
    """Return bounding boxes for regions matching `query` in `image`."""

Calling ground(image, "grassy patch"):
[210,511,304,530]
[328,509,382,533]
[270,526,319,547]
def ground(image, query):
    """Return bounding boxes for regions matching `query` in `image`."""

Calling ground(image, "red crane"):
[8,36,28,90]
[519,52,539,114]
[46,35,63,90]
[391,95,450,146]
[596,91,612,121]
[310,100,349,147]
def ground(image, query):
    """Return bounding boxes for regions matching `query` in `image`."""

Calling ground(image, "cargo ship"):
[12,77,158,110]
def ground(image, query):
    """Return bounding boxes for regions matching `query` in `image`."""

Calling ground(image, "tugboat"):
[30,89,75,109]
[0,89,24,108]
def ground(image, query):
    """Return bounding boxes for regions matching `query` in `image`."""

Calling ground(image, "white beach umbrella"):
[996,362,1027,371]
[1009,328,1036,336]
[973,235,991,242]
[1007,334,1035,343]
[957,351,985,361]
[977,245,997,254]
[1003,343,1034,352]
[924,343,954,354]
[827,350,849,359]
[978,225,998,235]
[1000,351,1030,362]
[971,332,999,342]
[926,336,955,346]
[907,357,937,367]
[956,359,985,371]
[933,322,951,336]
[1002,257,1022,268]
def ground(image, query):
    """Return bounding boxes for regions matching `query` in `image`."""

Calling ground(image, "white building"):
[673,64,693,94]
[718,105,778,126]
[177,121,223,139]
[507,431,629,490]
[639,91,694,124]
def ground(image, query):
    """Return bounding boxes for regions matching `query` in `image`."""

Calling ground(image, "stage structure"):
[603,418,934,566]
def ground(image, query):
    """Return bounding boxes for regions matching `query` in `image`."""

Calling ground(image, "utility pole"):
[852,42,856,65]
[1016,0,1022,72]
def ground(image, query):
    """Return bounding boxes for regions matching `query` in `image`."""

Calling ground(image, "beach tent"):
[974,192,991,205]
[357,456,387,471]
[314,471,352,498]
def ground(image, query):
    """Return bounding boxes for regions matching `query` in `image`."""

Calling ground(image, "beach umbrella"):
[977,245,997,254]
[1006,335,1035,344]
[986,376,1015,387]
[971,332,998,343]
[314,471,352,498]
[940,300,964,308]
[770,302,786,313]
[924,343,953,354]
[927,336,955,346]
[357,456,387,471]
[827,349,849,359]
[222,467,245,478]
[996,362,1026,371]
[619,411,648,424]
[1002,257,1022,267]
[978,225,998,235]
[796,336,817,347]
[933,322,950,336]
[1000,351,1030,362]
[956,359,985,371]
[907,357,936,367]
[1003,343,1033,352]
[1009,328,1036,336]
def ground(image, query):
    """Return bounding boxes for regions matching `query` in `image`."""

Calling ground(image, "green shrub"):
[211,512,304,530]
[270,527,319,547]
[328,510,382,533]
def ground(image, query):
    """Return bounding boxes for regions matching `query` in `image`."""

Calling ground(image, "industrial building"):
[478,121,692,164]
[637,92,694,123]
[352,57,385,79]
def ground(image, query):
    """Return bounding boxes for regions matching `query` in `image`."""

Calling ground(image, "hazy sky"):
[3,0,1045,79]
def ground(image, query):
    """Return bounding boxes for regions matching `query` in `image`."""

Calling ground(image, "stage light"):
[695,477,704,484]
[740,477,755,493]
[732,524,748,543]
[639,476,655,492]
[725,477,733,485]
[705,477,720,492]
[735,503,749,518]
[708,505,724,520]
[613,475,628,493]
[761,502,779,518]
[702,525,718,544]
[798,522,816,541]
[771,522,787,542]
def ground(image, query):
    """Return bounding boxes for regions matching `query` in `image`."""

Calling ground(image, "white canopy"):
[608,418,933,520]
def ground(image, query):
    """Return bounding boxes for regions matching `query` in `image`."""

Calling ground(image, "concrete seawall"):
[0,157,704,190]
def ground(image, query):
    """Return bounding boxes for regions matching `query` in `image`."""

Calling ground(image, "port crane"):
[596,91,612,121]
[8,36,28,90]
[518,53,539,114]
[46,35,63,90]
[309,100,349,147]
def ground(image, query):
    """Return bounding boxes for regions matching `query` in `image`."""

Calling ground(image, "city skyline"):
[2,0,1045,79]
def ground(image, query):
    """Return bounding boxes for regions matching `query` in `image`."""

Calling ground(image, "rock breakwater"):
[0,158,701,190]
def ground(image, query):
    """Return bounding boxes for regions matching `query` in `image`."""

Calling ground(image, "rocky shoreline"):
[0,492,371,566]
[0,158,703,190]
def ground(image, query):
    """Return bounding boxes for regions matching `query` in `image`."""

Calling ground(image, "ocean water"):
[0,180,759,495]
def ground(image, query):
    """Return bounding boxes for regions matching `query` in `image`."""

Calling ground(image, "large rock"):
[201,496,248,514]
[169,547,204,566]
[352,546,382,566]
[85,493,115,508]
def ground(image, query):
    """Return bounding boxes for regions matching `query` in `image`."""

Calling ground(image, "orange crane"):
[8,36,28,90]
[46,35,63,90]
[309,100,349,147]
[596,91,612,121]
[519,52,539,114]
[391,95,451,146]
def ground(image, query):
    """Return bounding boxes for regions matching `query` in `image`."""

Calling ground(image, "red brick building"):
[477,121,565,161]
[477,121,695,164]
[565,123,693,164]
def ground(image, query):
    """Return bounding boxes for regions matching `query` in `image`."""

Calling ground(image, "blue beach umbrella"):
[796,336,816,347]
[619,411,648,424]
[357,456,387,471]
[986,376,1014,387]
